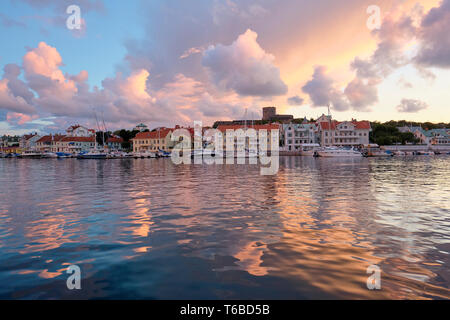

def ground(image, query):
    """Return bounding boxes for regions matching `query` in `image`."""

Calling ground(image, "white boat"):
[317,147,363,157]
[300,144,321,156]
[42,152,58,158]
[134,151,157,158]
[19,151,42,158]
[394,151,406,156]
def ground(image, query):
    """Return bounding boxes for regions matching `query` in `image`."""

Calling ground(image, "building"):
[106,136,124,151]
[19,133,41,151]
[131,128,174,152]
[216,124,281,152]
[316,115,371,147]
[282,123,318,151]
[60,136,96,153]
[35,135,66,153]
[134,123,149,132]
[397,126,422,134]
[262,106,294,123]
[414,128,450,145]
[36,135,53,152]
[66,125,95,137]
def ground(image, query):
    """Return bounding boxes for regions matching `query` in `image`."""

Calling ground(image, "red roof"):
[37,135,53,143]
[107,137,124,143]
[217,124,280,132]
[319,120,371,130]
[37,135,66,143]
[132,128,173,140]
[62,136,95,142]
[23,134,37,140]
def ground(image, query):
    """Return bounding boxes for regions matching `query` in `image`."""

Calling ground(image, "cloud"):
[415,0,450,68]
[202,29,288,97]
[0,79,36,114]
[344,78,379,111]
[287,96,304,106]
[6,112,38,125]
[0,41,254,131]
[302,66,349,111]
[396,99,428,113]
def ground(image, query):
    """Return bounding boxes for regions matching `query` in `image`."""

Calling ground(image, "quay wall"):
[381,145,450,152]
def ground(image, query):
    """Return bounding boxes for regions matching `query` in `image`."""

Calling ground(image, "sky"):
[0,0,449,135]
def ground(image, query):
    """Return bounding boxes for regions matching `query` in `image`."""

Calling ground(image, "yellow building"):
[131,128,175,152]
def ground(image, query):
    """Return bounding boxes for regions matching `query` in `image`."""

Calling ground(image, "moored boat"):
[19,151,42,158]
[300,143,321,156]
[77,150,107,159]
[317,147,363,157]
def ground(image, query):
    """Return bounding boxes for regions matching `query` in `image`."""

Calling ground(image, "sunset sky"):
[0,0,449,135]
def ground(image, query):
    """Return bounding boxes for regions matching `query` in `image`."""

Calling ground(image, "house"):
[36,135,53,152]
[282,123,318,151]
[106,136,124,151]
[414,128,450,145]
[66,125,95,137]
[316,115,371,147]
[19,133,41,151]
[131,128,174,152]
[60,136,96,153]
[36,135,67,152]
[216,124,281,152]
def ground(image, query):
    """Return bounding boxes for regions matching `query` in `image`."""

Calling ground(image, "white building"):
[282,123,318,151]
[316,115,371,147]
[66,125,95,137]
[19,133,41,151]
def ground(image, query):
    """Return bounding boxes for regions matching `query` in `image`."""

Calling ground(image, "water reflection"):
[0,156,449,299]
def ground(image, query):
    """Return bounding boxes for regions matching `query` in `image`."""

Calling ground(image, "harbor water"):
[0,156,449,299]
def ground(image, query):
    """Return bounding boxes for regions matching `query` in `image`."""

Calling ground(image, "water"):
[0,156,449,299]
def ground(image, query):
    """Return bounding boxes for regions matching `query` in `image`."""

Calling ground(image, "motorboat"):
[42,152,58,158]
[56,152,73,158]
[157,149,172,158]
[300,144,321,156]
[317,147,363,157]
[363,144,394,157]
[393,151,406,156]
[133,151,158,158]
[77,150,107,159]
[19,151,42,158]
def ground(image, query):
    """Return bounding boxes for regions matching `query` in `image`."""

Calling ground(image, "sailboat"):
[77,111,107,159]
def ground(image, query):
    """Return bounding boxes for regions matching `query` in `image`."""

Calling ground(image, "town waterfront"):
[0,156,449,299]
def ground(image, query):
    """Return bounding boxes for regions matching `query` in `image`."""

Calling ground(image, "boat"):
[133,151,157,158]
[393,151,406,156]
[42,152,58,158]
[77,150,107,159]
[363,144,394,157]
[157,149,171,158]
[317,147,363,157]
[19,151,42,158]
[56,152,73,158]
[417,151,435,156]
[300,144,321,156]
[0,153,6,158]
